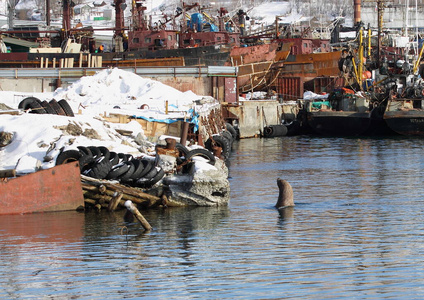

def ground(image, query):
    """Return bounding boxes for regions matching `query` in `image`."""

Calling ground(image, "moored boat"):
[306,89,373,136]
[383,98,424,136]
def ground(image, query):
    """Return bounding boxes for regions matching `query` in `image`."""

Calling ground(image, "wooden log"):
[94,203,102,212]
[81,183,98,191]
[83,190,125,206]
[98,184,107,194]
[83,185,156,207]
[103,189,153,206]
[84,198,97,205]
[0,169,16,178]
[108,192,123,212]
[125,200,152,231]
[81,175,161,203]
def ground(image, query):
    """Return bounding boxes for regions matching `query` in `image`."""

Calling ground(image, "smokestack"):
[354,0,361,25]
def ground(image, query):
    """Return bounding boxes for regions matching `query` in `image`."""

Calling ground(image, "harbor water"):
[2,136,424,299]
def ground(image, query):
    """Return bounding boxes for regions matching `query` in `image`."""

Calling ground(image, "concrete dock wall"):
[225,100,298,138]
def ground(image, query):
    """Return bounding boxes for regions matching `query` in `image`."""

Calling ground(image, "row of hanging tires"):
[204,123,238,159]
[56,146,165,188]
[18,97,74,117]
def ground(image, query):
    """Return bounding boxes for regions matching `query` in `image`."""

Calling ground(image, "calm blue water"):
[2,136,424,299]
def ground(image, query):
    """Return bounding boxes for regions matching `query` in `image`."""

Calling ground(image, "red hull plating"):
[0,162,84,215]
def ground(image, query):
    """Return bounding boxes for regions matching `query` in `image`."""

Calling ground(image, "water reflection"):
[2,136,424,298]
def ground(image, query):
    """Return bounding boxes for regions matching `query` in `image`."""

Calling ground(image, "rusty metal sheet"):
[225,77,237,103]
[0,162,84,215]
[277,77,303,100]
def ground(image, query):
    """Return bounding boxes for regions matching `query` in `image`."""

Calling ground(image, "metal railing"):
[0,66,238,80]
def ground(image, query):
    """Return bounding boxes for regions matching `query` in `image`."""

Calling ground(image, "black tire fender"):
[106,162,130,180]
[205,135,230,159]
[142,165,159,180]
[118,152,128,162]
[225,122,238,139]
[221,130,234,145]
[109,151,119,166]
[77,146,94,171]
[136,168,165,188]
[87,146,102,159]
[83,156,112,179]
[148,167,165,186]
[185,148,216,165]
[175,143,189,157]
[137,158,154,178]
[117,161,136,181]
[97,146,110,160]
[129,159,145,180]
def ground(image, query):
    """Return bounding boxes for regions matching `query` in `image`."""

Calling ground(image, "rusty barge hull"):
[0,162,84,215]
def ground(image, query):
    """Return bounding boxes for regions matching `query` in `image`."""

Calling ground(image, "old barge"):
[0,162,84,215]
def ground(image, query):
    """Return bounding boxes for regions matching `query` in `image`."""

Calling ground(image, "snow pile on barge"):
[0,68,231,208]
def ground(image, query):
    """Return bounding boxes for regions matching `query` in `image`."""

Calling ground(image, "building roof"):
[2,36,39,48]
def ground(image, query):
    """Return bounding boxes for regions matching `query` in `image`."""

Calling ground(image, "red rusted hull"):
[228,43,280,65]
[0,162,84,215]
[229,43,290,92]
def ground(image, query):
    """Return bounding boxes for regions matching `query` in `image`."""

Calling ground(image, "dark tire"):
[185,148,216,165]
[117,161,136,181]
[226,122,238,139]
[18,97,39,110]
[83,156,112,179]
[77,146,94,171]
[175,143,189,157]
[130,159,145,180]
[49,99,66,116]
[40,100,56,114]
[58,99,74,117]
[136,168,165,188]
[56,150,81,165]
[118,153,128,162]
[125,154,134,161]
[87,146,102,159]
[263,125,288,138]
[97,146,110,160]
[221,130,234,145]
[28,100,47,114]
[109,151,119,166]
[106,162,131,179]
[77,146,92,157]
[143,165,159,180]
[137,159,154,178]
[205,135,230,159]
[149,168,165,186]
